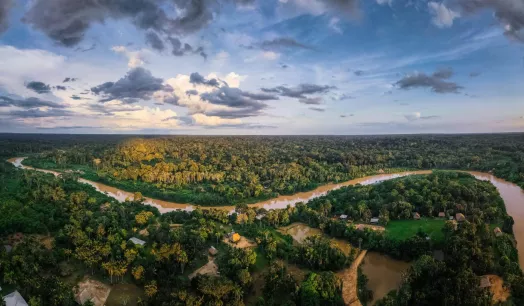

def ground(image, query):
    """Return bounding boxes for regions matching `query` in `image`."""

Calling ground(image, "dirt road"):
[338,250,368,306]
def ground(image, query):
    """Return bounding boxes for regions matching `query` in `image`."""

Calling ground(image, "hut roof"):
[3,291,28,306]
[438,212,446,217]
[230,233,241,243]
[209,246,218,256]
[479,275,492,288]
[455,213,466,222]
[494,227,503,237]
[129,237,146,246]
[370,218,379,223]
[340,214,348,219]
[413,212,421,219]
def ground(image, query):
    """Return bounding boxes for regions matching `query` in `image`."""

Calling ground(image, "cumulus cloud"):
[261,84,335,98]
[91,67,171,103]
[395,69,462,93]
[21,0,224,47]
[190,72,220,87]
[200,86,277,118]
[63,77,78,83]
[25,81,51,94]
[453,0,524,42]
[432,67,454,79]
[190,113,242,126]
[168,37,207,59]
[280,0,359,17]
[428,2,460,28]
[111,46,149,68]
[0,0,12,34]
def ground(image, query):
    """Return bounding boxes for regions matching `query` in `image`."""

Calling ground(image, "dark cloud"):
[55,85,67,91]
[395,69,462,94]
[420,115,440,120]
[22,0,224,47]
[340,114,354,118]
[200,86,278,118]
[88,103,143,115]
[299,97,322,105]
[26,81,51,94]
[186,89,199,96]
[432,67,453,79]
[456,0,524,42]
[333,94,355,101]
[469,71,482,78]
[323,0,359,15]
[8,108,73,118]
[75,43,97,52]
[70,95,84,100]
[190,72,220,87]
[91,67,170,103]
[63,77,78,83]
[145,32,165,51]
[0,96,67,109]
[0,0,12,34]
[168,37,207,59]
[353,70,365,76]
[309,107,325,112]
[281,64,289,69]
[204,123,277,129]
[37,125,103,130]
[258,37,313,51]
[261,84,335,99]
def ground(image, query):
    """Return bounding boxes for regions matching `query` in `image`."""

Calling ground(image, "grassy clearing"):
[386,218,446,242]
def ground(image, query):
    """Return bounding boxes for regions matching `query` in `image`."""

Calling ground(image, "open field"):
[385,218,446,242]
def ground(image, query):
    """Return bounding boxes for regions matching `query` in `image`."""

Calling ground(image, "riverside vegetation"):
[1,134,524,305]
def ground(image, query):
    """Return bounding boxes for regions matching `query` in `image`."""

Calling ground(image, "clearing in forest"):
[385,219,446,242]
[188,256,219,279]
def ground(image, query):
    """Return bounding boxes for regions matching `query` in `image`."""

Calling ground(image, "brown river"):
[8,157,524,304]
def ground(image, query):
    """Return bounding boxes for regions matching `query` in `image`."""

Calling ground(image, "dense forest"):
[5,133,524,206]
[1,138,523,306]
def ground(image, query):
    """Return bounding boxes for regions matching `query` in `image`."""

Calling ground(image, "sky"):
[0,0,524,135]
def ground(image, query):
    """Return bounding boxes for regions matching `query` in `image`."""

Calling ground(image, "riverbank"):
[8,157,524,268]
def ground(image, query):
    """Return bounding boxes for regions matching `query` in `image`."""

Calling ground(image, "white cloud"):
[428,2,460,28]
[245,51,281,62]
[376,0,393,6]
[111,46,149,68]
[191,113,242,126]
[329,17,343,34]
[404,112,421,121]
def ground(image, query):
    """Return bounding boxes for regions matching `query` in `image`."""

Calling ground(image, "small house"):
[3,291,28,306]
[494,227,503,237]
[455,213,466,222]
[228,232,241,243]
[438,212,446,218]
[370,218,379,224]
[209,246,218,256]
[479,275,492,288]
[255,214,264,220]
[356,224,365,231]
[413,212,421,220]
[339,214,348,220]
[449,216,454,220]
[129,237,146,246]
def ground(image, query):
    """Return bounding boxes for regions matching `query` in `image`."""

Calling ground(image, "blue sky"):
[0,0,523,134]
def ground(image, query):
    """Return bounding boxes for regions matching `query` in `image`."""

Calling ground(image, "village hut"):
[3,291,28,306]
[438,212,446,218]
[228,232,241,243]
[494,227,503,237]
[339,214,348,220]
[209,246,218,256]
[479,275,492,288]
[413,212,421,220]
[129,237,146,246]
[455,213,466,222]
[370,218,379,224]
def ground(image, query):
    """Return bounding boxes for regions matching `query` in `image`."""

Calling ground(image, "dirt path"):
[338,250,368,306]
[188,256,218,279]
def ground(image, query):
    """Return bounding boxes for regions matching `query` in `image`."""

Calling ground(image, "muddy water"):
[8,157,524,268]
[468,171,524,269]
[360,252,411,305]
[7,157,431,213]
[278,222,352,255]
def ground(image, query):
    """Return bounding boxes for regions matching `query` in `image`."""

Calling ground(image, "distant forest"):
[2,133,524,205]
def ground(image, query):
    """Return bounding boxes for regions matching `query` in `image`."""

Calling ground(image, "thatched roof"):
[494,227,503,237]
[455,213,466,222]
[209,246,218,256]
[479,275,492,288]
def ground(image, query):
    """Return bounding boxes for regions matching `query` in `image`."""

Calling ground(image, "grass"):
[386,218,446,243]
